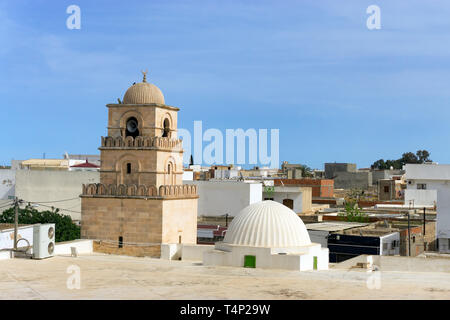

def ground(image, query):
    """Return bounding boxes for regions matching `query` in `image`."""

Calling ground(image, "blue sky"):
[1,0,450,169]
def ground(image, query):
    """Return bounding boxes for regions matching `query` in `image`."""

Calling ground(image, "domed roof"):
[122,72,165,105]
[223,200,311,248]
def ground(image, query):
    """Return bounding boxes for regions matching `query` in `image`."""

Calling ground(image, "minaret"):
[81,72,198,257]
[99,71,183,188]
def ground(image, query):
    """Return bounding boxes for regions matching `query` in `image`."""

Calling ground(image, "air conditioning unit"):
[33,224,55,259]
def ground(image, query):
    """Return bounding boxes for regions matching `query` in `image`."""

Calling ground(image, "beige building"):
[81,72,198,257]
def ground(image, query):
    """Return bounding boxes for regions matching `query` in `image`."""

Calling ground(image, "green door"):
[313,256,318,270]
[244,255,256,268]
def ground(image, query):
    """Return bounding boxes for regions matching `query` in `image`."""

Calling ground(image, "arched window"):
[167,162,174,185]
[162,118,170,138]
[125,117,139,138]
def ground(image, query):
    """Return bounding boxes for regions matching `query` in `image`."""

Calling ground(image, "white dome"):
[223,201,311,248]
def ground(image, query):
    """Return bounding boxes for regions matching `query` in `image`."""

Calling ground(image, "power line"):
[28,197,80,204]
[0,202,14,210]
[28,202,81,214]
[19,199,82,214]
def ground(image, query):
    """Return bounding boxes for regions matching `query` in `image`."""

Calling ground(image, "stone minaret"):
[81,72,198,257]
[99,71,183,188]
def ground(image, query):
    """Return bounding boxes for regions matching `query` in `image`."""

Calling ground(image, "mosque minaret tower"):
[80,71,198,257]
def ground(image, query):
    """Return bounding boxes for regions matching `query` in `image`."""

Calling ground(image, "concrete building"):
[281,161,306,179]
[20,159,70,171]
[263,184,312,214]
[203,201,329,271]
[324,163,372,190]
[306,221,369,248]
[274,178,334,198]
[191,180,262,218]
[15,170,99,221]
[371,169,404,186]
[0,168,15,201]
[378,179,397,201]
[81,72,198,257]
[404,163,450,253]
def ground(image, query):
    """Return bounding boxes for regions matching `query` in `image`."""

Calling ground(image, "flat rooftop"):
[0,253,449,299]
[306,222,369,232]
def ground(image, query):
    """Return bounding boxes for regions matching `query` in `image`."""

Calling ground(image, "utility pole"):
[407,210,411,257]
[13,197,19,250]
[423,207,426,236]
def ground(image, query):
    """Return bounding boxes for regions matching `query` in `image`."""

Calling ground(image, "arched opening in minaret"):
[125,117,139,138]
[167,162,174,185]
[162,118,170,138]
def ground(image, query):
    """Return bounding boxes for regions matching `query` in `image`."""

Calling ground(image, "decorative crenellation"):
[101,136,183,150]
[81,183,198,198]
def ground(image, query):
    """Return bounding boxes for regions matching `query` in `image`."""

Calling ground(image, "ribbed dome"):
[123,77,165,105]
[223,200,311,248]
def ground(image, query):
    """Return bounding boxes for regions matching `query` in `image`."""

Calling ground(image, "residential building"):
[274,178,334,198]
[324,163,372,190]
[404,163,450,253]
[190,180,262,218]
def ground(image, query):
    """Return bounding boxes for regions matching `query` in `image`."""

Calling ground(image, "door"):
[283,198,294,210]
[244,255,256,268]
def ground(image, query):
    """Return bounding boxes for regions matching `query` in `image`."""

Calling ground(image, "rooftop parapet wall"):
[81,183,198,199]
[100,136,183,151]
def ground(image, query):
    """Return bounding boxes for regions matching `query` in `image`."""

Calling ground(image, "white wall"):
[182,171,193,181]
[190,180,262,217]
[271,188,303,213]
[15,170,100,221]
[0,169,15,200]
[404,189,437,207]
[181,244,214,261]
[203,243,329,271]
[0,225,34,250]
[54,239,93,255]
[380,232,400,256]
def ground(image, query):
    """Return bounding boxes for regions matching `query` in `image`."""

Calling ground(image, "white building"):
[15,170,99,221]
[203,201,329,271]
[0,168,15,201]
[404,163,450,253]
[262,181,312,213]
[189,180,262,218]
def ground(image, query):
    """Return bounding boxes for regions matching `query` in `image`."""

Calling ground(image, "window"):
[162,118,170,137]
[384,186,390,193]
[417,184,427,190]
[118,236,123,248]
[126,163,131,174]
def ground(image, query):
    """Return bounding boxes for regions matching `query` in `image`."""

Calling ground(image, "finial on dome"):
[142,69,148,83]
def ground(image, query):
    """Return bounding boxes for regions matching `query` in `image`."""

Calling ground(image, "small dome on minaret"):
[122,70,165,105]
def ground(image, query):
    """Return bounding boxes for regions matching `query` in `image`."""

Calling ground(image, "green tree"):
[300,165,313,178]
[338,201,369,223]
[0,206,80,242]
[371,159,387,170]
[371,149,432,170]
[416,150,431,163]
[400,152,419,165]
